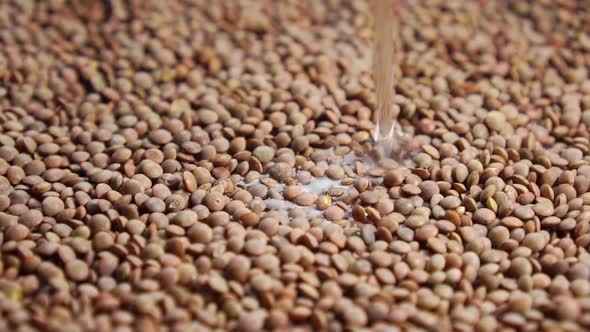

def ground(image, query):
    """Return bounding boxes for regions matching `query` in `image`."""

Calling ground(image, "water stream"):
[371,0,410,160]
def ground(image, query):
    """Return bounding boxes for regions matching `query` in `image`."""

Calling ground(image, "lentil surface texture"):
[1,1,590,331]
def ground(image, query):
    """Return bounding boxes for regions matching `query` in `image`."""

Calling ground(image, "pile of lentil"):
[1,0,590,331]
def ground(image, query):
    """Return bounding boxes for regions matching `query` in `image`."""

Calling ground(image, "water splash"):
[300,176,349,195]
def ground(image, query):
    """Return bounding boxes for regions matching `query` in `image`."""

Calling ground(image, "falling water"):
[371,0,406,159]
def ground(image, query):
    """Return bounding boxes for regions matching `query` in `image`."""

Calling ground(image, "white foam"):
[300,176,347,195]
[272,183,286,193]
[260,148,385,226]
[372,177,384,186]
[316,160,329,168]
[307,208,323,219]
[264,198,291,221]
[265,198,298,210]
[342,151,357,165]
